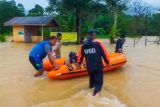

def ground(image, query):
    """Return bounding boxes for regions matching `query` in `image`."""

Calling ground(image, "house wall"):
[31,36,42,42]
[13,26,25,42]
[25,26,42,43]
[13,25,42,43]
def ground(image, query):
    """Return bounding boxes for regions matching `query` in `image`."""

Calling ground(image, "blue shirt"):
[29,41,52,60]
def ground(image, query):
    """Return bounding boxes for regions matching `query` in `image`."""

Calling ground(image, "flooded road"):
[0,37,160,107]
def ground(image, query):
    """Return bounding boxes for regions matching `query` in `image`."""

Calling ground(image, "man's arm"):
[47,52,59,68]
[95,39,110,63]
[77,47,84,64]
[122,39,125,45]
[45,44,59,69]
[98,43,109,65]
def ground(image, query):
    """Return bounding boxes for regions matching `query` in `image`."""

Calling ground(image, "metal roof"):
[4,16,59,27]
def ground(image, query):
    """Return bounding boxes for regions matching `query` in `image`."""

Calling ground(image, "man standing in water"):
[115,30,126,53]
[52,32,62,58]
[115,37,125,53]
[29,36,60,77]
[78,30,109,97]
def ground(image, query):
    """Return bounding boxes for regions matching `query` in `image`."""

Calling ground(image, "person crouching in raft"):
[29,36,60,77]
[65,51,78,65]
[78,30,109,97]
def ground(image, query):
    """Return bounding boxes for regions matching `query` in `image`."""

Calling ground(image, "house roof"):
[4,16,59,27]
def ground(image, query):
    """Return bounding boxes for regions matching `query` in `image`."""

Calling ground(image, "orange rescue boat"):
[43,53,127,79]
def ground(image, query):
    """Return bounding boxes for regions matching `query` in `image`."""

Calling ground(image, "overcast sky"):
[14,0,160,10]
[144,0,160,8]
[14,0,48,10]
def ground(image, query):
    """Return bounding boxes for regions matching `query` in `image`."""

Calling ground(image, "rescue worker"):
[115,37,125,53]
[115,28,126,53]
[29,36,60,77]
[78,30,109,97]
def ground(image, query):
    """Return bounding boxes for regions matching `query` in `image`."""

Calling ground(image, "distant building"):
[4,16,59,43]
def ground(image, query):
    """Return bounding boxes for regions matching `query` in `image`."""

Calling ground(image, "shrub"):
[0,35,6,42]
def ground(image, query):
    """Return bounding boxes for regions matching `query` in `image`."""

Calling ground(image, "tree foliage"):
[0,0,25,34]
[28,4,44,16]
[47,0,103,43]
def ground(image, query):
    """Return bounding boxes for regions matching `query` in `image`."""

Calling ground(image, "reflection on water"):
[0,37,160,107]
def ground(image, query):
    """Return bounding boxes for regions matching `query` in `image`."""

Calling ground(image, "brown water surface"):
[0,37,160,107]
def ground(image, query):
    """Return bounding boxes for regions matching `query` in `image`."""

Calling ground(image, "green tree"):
[17,3,25,14]
[131,0,151,36]
[104,0,128,43]
[117,13,133,36]
[149,13,160,35]
[47,0,102,44]
[55,12,76,32]
[94,15,112,31]
[28,4,44,16]
[0,0,25,34]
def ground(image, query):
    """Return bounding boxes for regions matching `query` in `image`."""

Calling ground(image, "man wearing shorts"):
[29,36,60,77]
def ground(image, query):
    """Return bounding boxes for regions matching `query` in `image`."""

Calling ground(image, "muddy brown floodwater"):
[0,37,160,107]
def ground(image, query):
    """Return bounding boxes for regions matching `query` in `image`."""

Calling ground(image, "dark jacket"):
[79,40,109,71]
[115,38,125,53]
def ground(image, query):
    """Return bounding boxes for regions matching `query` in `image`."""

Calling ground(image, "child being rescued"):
[65,52,78,65]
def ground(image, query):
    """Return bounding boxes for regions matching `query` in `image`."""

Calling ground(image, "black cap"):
[57,32,62,37]
[50,36,57,40]
[87,29,96,36]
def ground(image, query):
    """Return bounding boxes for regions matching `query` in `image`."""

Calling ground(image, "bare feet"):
[94,92,100,97]
[93,91,100,98]
[34,71,43,77]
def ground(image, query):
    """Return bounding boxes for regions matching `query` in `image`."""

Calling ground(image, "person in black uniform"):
[115,37,125,53]
[115,29,126,53]
[78,30,109,97]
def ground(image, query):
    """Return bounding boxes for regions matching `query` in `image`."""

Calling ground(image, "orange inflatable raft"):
[43,53,127,79]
